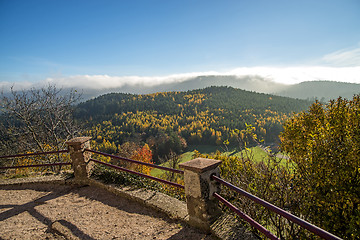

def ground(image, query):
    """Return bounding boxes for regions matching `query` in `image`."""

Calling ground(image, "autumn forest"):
[75,86,311,162]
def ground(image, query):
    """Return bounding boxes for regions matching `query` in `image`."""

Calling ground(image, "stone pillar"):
[66,137,92,181]
[179,158,222,232]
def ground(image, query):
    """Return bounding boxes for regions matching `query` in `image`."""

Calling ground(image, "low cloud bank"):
[229,66,360,84]
[1,66,359,92]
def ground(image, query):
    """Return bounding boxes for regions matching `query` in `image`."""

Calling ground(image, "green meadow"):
[150,145,287,177]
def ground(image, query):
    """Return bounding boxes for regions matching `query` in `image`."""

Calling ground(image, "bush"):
[90,165,185,201]
[281,96,360,239]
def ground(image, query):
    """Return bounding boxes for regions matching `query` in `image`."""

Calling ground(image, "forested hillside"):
[75,86,311,161]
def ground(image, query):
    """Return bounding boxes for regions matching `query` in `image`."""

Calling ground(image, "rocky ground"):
[0,183,213,240]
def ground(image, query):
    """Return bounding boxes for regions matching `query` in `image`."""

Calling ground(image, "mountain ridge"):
[276,80,360,101]
[75,76,360,101]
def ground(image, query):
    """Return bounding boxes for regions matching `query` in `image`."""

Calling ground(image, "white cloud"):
[321,47,360,67]
[39,66,360,89]
[0,80,35,91]
[2,44,360,93]
[1,66,359,92]
[227,66,360,85]
[43,71,220,90]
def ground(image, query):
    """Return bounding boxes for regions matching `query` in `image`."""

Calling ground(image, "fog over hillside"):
[1,68,359,102]
[75,75,288,98]
[60,75,360,102]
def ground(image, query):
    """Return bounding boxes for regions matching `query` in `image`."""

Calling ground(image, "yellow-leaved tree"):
[280,95,360,239]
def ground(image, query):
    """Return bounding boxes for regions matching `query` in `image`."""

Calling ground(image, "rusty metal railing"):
[0,148,184,189]
[0,150,69,159]
[85,149,184,174]
[211,175,342,240]
[90,158,184,189]
[213,192,278,240]
[86,149,184,189]
[0,150,70,170]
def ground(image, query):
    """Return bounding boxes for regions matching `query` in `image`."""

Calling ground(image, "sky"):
[0,0,360,90]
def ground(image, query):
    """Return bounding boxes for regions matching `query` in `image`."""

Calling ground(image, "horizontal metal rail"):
[0,150,69,159]
[0,162,71,170]
[85,149,184,174]
[213,192,279,240]
[211,175,341,240]
[90,158,184,189]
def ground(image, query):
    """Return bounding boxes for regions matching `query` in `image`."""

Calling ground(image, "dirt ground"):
[0,183,213,240]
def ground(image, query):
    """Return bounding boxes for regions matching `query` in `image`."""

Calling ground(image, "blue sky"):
[0,0,360,90]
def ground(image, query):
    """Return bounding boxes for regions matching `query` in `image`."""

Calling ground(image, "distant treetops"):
[76,86,311,161]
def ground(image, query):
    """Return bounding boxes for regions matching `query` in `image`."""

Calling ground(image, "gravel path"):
[0,183,213,240]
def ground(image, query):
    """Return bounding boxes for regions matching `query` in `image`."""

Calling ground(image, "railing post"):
[179,158,222,232]
[66,137,92,182]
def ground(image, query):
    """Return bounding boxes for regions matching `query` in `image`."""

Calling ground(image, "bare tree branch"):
[0,85,82,164]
